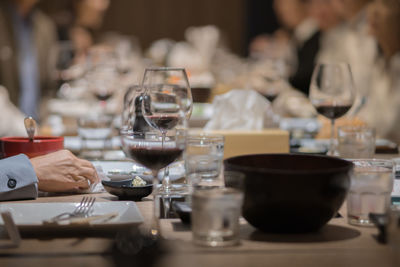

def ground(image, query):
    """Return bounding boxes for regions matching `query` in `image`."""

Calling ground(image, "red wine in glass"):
[94,92,113,101]
[127,147,183,171]
[315,104,352,119]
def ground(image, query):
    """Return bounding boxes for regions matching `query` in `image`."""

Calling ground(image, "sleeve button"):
[7,178,17,189]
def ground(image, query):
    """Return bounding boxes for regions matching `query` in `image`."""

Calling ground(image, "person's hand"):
[30,150,100,192]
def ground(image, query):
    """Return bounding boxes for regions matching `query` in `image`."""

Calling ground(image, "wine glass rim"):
[145,67,186,72]
[315,62,350,67]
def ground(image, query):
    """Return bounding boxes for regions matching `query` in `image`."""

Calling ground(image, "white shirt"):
[359,53,400,143]
[0,85,27,137]
[318,9,378,116]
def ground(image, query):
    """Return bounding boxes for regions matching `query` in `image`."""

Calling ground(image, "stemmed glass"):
[121,128,186,237]
[141,67,192,192]
[309,63,355,156]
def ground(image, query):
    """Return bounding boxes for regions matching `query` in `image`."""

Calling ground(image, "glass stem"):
[161,131,171,192]
[151,170,161,239]
[329,119,336,156]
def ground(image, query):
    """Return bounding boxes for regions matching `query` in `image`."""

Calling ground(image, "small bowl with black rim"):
[102,179,153,201]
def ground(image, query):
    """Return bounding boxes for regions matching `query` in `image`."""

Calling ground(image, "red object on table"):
[0,136,64,158]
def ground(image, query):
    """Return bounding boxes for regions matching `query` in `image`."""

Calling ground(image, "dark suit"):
[289,31,321,96]
[0,2,57,110]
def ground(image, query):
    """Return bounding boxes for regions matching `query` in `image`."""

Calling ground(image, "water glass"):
[192,187,243,247]
[337,126,375,159]
[77,114,113,159]
[347,159,394,226]
[185,134,224,183]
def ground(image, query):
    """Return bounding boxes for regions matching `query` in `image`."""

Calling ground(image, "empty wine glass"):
[121,128,186,238]
[49,41,86,89]
[309,63,355,155]
[141,67,192,193]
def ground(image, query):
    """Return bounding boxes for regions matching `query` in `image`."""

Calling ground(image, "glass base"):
[158,184,190,194]
[193,232,240,247]
[347,216,374,227]
[154,188,190,219]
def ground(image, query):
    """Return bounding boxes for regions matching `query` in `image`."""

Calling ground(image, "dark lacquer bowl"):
[102,179,153,201]
[224,154,353,233]
[0,136,64,158]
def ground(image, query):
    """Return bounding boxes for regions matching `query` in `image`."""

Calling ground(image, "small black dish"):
[102,179,153,201]
[172,201,192,224]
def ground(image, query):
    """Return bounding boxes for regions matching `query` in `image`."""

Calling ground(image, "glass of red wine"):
[309,63,355,156]
[141,67,192,193]
[121,128,186,237]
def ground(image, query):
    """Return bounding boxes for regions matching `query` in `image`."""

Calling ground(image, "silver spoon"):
[24,117,37,142]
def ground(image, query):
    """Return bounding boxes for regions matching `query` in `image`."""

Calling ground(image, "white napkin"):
[204,89,271,130]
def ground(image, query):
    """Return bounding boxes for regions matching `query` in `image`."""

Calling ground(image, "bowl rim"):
[101,180,152,189]
[1,136,64,143]
[224,153,354,175]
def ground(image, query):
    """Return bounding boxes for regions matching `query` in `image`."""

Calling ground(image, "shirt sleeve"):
[0,154,38,201]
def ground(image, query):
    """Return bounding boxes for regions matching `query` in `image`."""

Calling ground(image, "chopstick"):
[0,211,21,248]
[69,212,119,225]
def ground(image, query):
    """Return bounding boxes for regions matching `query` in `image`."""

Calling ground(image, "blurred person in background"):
[0,85,27,137]
[309,0,344,62]
[0,0,57,121]
[358,0,400,143]
[251,0,320,96]
[53,0,110,58]
[331,0,377,115]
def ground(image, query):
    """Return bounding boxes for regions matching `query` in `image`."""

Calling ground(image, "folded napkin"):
[204,89,271,130]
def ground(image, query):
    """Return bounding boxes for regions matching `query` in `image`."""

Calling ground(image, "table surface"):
[0,191,397,267]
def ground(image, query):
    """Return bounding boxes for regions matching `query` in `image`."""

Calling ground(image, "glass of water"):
[337,126,375,159]
[347,159,394,226]
[192,187,243,247]
[77,114,113,159]
[185,134,224,184]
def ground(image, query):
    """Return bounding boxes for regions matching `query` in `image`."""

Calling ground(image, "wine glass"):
[49,41,86,90]
[121,128,186,237]
[141,67,192,192]
[309,63,355,156]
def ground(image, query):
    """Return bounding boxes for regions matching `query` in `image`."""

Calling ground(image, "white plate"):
[0,201,143,231]
[92,160,151,181]
[92,160,185,182]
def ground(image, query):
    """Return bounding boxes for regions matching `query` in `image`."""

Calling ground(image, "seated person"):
[0,85,26,137]
[330,0,377,115]
[0,0,57,120]
[358,0,400,143]
[0,150,99,201]
[250,0,320,96]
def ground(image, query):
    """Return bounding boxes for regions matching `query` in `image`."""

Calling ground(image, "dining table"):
[0,185,396,267]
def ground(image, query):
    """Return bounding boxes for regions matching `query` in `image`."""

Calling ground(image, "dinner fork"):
[44,197,96,224]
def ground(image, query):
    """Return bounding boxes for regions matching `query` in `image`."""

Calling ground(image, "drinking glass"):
[337,126,376,159]
[77,114,113,159]
[185,134,225,185]
[141,67,192,193]
[309,63,355,155]
[347,159,394,226]
[121,128,186,237]
[192,187,244,247]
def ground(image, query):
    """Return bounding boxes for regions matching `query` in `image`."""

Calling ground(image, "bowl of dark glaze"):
[224,154,353,233]
[102,179,153,201]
